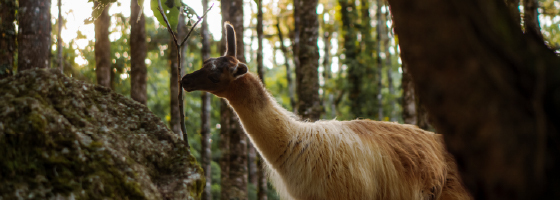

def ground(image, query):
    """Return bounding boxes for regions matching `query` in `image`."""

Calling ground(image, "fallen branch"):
[157,0,214,147]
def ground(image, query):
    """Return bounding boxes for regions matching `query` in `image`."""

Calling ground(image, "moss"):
[0,69,204,200]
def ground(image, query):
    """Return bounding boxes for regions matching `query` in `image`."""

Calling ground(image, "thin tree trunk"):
[340,0,362,118]
[222,0,248,198]
[255,2,267,199]
[323,31,331,80]
[388,0,560,198]
[170,14,186,136]
[523,0,542,38]
[276,21,296,112]
[375,0,383,121]
[57,0,63,72]
[383,4,396,121]
[219,99,231,200]
[18,0,51,71]
[200,0,212,198]
[130,0,147,105]
[0,0,16,79]
[95,2,111,88]
[295,0,321,121]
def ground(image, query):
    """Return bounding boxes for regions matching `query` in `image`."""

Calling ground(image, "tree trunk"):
[18,0,51,71]
[200,0,212,198]
[255,3,267,199]
[523,0,542,38]
[276,21,296,112]
[169,14,186,136]
[57,0,62,72]
[95,2,111,88]
[383,3,396,121]
[219,99,231,200]
[0,0,16,79]
[388,0,560,199]
[130,0,147,105]
[295,0,321,121]
[221,0,248,198]
[340,0,362,119]
[375,0,384,121]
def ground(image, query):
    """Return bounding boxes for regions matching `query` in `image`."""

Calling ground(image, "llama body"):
[181,22,471,200]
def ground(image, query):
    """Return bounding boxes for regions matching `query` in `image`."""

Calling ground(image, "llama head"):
[181,22,248,96]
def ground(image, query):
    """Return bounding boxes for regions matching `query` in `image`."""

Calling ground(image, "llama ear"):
[232,63,248,77]
[224,22,236,57]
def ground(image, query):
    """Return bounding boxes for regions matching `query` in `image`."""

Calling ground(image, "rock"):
[0,69,204,199]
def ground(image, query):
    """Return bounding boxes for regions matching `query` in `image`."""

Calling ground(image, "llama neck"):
[224,73,297,163]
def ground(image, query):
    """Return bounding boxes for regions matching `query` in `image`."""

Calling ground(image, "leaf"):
[84,0,117,24]
[150,0,182,32]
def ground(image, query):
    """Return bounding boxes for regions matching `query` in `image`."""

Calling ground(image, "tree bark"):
[169,13,186,136]
[276,21,296,112]
[401,62,417,125]
[18,0,51,71]
[388,0,560,199]
[255,3,267,199]
[200,0,212,198]
[257,0,264,84]
[221,0,248,198]
[95,2,111,88]
[295,0,321,121]
[219,99,231,200]
[130,0,147,105]
[0,0,16,79]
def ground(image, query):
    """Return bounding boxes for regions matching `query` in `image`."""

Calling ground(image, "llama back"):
[265,119,468,200]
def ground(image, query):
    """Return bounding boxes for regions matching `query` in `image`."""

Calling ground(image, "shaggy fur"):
[220,73,472,200]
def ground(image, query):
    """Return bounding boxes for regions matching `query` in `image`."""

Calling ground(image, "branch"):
[179,3,214,47]
[157,0,178,45]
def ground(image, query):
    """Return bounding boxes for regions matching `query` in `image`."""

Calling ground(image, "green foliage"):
[84,0,118,24]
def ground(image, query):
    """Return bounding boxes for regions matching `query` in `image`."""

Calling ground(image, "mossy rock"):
[0,69,204,199]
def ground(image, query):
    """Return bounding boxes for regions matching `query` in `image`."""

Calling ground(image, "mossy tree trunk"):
[130,0,147,105]
[388,0,560,199]
[200,0,212,198]
[295,0,321,121]
[18,0,51,71]
[94,2,111,88]
[0,0,16,79]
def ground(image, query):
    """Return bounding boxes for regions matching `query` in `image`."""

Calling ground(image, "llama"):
[181,22,472,200]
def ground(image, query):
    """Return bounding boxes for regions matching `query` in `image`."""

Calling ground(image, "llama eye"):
[208,76,220,83]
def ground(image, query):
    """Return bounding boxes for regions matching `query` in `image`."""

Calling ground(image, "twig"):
[157,0,214,146]
[179,4,214,47]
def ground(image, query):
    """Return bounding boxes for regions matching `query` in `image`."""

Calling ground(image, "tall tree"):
[0,0,16,78]
[18,0,51,71]
[255,2,267,199]
[130,0,147,104]
[382,1,396,121]
[295,0,321,121]
[221,0,248,199]
[505,0,521,25]
[401,61,417,125]
[57,0,63,72]
[276,21,296,112]
[340,0,362,119]
[95,2,111,88]
[375,0,384,121]
[169,13,186,136]
[200,0,212,198]
[389,0,560,198]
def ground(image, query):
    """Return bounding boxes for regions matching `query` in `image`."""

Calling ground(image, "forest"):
[1,0,560,199]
